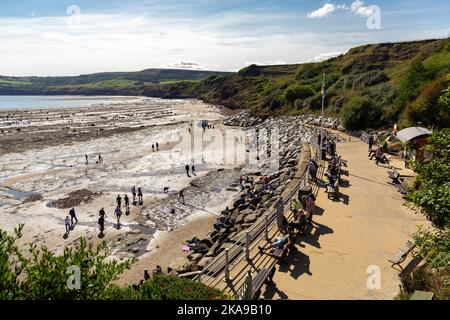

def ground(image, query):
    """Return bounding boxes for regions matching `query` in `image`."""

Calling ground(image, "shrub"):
[400,75,450,128]
[284,84,314,103]
[339,97,382,130]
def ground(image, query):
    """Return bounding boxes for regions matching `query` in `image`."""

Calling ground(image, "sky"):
[0,0,449,76]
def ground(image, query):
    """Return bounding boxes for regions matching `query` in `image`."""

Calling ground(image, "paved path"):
[265,132,428,299]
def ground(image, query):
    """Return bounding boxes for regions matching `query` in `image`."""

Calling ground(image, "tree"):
[405,129,450,228]
[339,97,381,130]
[400,75,450,128]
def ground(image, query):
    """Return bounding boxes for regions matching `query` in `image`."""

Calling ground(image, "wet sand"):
[0,97,243,280]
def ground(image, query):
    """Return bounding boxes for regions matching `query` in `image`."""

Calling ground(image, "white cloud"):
[307,3,336,19]
[0,7,447,76]
[163,61,208,70]
[350,0,375,17]
[310,52,345,62]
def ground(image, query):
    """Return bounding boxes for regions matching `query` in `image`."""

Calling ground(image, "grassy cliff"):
[170,38,450,129]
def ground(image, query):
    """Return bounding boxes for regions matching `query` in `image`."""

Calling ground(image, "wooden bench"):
[388,242,416,271]
[251,267,275,299]
[327,180,340,200]
[410,290,434,300]
[388,170,401,184]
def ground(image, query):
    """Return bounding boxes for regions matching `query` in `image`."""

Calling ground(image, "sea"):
[0,95,143,110]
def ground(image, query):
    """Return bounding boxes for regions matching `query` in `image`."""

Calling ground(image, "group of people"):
[185,164,196,177]
[84,154,103,165]
[64,208,79,234]
[152,142,160,152]
[131,186,144,205]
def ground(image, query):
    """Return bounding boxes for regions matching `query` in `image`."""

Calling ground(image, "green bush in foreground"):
[0,225,226,300]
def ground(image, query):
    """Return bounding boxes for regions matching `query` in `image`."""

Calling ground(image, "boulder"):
[197,257,213,270]
[244,213,257,224]
[168,257,191,274]
[205,242,222,257]
[187,253,204,262]
[235,213,245,224]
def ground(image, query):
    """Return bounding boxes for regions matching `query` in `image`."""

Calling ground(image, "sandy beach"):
[0,97,246,282]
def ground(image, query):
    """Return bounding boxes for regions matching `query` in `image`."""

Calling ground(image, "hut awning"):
[396,127,431,142]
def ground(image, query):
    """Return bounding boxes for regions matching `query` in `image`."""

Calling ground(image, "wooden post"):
[265,214,269,241]
[225,248,230,281]
[244,270,253,300]
[245,231,250,261]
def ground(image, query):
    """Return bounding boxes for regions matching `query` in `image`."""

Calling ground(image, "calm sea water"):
[0,95,143,110]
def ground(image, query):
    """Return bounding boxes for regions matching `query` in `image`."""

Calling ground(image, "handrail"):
[195,137,315,289]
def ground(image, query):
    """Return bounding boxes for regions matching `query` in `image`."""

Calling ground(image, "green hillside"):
[0,68,233,96]
[169,38,450,129]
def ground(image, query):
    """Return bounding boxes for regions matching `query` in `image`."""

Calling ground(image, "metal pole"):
[245,231,250,260]
[225,248,230,281]
[320,72,325,160]
[244,270,253,300]
[265,213,269,241]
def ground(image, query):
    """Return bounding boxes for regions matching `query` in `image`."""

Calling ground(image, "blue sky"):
[0,0,449,76]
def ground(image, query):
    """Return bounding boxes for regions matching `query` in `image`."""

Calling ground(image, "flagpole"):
[319,72,325,160]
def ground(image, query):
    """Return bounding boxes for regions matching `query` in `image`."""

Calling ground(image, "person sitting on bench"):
[289,211,308,236]
[325,172,337,192]
[258,227,296,253]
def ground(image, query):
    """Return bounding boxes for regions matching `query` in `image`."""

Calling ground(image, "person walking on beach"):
[98,154,103,164]
[98,214,105,235]
[124,194,130,213]
[114,206,122,226]
[156,142,159,151]
[131,186,136,204]
[64,216,71,233]
[116,195,122,208]
[137,187,143,204]
[275,197,287,232]
[85,154,88,165]
[185,164,190,177]
[69,208,78,226]
[99,208,106,218]
[178,188,186,205]
[152,144,155,152]
[191,165,196,176]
